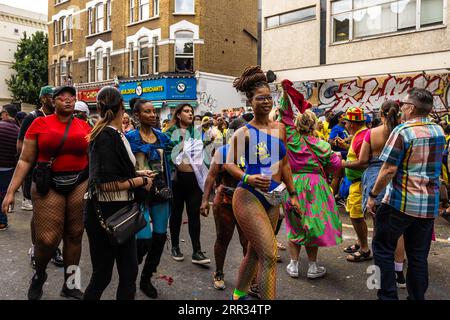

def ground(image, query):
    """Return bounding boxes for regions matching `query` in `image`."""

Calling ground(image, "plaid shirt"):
[380,117,445,218]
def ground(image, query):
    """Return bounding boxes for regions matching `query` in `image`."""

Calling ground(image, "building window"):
[331,0,445,43]
[95,49,104,82]
[138,37,149,76]
[106,48,111,80]
[175,0,194,13]
[129,43,135,77]
[265,6,316,28]
[175,31,194,72]
[60,57,67,85]
[152,36,159,74]
[53,20,59,45]
[88,8,94,34]
[139,0,150,20]
[153,0,159,16]
[130,0,136,23]
[68,15,73,41]
[96,3,104,33]
[67,57,72,84]
[106,0,112,30]
[53,60,58,85]
[60,16,66,43]
[87,53,92,82]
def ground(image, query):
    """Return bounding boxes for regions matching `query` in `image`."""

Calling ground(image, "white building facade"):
[0,4,47,110]
[262,0,450,113]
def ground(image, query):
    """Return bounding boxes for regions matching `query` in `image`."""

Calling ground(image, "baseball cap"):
[39,85,54,97]
[74,101,90,116]
[52,86,76,99]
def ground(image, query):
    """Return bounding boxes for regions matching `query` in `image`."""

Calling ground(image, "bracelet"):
[127,179,133,190]
[369,191,378,199]
[141,176,149,186]
[242,174,249,184]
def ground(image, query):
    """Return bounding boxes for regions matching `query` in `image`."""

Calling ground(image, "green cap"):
[39,85,54,97]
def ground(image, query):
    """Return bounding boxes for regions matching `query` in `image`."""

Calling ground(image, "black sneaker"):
[51,248,64,268]
[192,251,211,265]
[60,285,84,300]
[396,271,406,289]
[27,272,47,300]
[171,246,184,261]
[140,277,158,299]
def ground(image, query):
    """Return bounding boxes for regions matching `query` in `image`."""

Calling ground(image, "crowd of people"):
[0,65,449,301]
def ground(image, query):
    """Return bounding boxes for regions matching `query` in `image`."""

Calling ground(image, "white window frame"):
[68,15,73,42]
[130,0,136,23]
[139,0,150,21]
[96,3,104,33]
[88,8,94,35]
[153,0,159,16]
[95,48,104,82]
[175,0,195,14]
[138,37,150,76]
[330,0,446,44]
[129,43,135,77]
[88,53,92,82]
[60,56,67,85]
[106,0,112,30]
[152,36,159,74]
[106,48,111,80]
[53,20,59,45]
[174,30,194,72]
[60,16,67,43]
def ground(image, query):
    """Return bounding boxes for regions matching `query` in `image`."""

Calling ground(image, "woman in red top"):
[2,86,91,300]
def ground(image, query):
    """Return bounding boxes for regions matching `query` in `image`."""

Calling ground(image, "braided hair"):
[233,66,270,101]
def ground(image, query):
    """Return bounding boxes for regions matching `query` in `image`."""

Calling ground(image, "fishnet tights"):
[31,181,87,279]
[232,188,279,300]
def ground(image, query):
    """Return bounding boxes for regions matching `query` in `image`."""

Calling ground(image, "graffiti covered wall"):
[271,73,450,114]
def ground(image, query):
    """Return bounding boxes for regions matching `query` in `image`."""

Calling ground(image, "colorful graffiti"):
[271,73,450,114]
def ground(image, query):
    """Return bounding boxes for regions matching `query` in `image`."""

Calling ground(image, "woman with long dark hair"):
[2,86,91,300]
[342,100,405,286]
[165,104,210,264]
[224,66,300,300]
[126,99,172,299]
[83,87,154,300]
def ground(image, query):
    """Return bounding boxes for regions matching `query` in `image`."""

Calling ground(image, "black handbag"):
[33,117,73,195]
[92,194,147,246]
[148,151,173,203]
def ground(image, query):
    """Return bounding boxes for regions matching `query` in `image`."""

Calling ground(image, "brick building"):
[48,0,258,118]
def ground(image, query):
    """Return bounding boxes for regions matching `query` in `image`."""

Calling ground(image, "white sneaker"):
[307,263,326,279]
[21,199,33,211]
[286,261,299,278]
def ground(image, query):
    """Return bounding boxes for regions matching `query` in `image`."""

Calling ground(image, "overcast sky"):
[0,0,48,15]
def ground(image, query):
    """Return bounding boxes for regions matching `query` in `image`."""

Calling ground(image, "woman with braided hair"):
[224,66,300,300]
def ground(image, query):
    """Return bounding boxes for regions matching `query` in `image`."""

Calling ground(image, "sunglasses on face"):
[254,95,273,102]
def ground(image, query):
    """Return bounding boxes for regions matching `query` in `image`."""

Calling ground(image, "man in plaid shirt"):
[367,88,445,300]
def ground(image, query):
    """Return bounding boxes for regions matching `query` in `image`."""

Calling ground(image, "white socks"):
[394,262,404,272]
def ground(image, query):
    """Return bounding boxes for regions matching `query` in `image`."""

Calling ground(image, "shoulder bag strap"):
[50,116,73,164]
[302,136,330,184]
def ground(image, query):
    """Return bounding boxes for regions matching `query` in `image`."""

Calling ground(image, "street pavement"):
[1,191,450,300]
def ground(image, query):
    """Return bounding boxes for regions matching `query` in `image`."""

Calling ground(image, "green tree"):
[6,31,48,106]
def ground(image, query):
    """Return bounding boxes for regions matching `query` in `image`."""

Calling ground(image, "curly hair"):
[295,110,318,135]
[233,66,269,100]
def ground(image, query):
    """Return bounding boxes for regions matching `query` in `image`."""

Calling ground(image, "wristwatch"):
[142,176,149,186]
[369,191,378,199]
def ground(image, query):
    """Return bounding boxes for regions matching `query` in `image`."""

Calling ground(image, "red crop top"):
[25,114,91,172]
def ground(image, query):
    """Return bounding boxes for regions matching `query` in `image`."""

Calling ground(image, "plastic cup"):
[260,167,272,180]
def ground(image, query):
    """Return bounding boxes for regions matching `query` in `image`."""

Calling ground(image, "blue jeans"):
[0,169,14,225]
[372,204,434,300]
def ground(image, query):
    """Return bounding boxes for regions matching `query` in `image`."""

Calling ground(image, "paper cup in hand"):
[260,167,272,180]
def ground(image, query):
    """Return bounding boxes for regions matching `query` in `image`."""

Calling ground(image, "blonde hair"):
[295,110,318,135]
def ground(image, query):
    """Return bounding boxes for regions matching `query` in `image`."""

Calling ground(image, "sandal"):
[346,250,372,262]
[344,243,360,254]
[248,284,261,300]
[277,241,286,251]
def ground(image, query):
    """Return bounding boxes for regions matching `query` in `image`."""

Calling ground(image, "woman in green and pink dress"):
[279,89,342,280]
